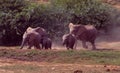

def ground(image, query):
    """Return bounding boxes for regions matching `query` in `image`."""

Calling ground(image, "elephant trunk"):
[20,38,27,49]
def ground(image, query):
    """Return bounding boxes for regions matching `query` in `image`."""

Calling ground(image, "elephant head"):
[20,30,42,49]
[62,33,76,50]
[68,23,98,50]
[69,23,87,37]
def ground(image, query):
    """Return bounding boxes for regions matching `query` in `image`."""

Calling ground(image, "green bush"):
[0,0,35,45]
[51,0,111,29]
[0,0,116,45]
[28,4,69,39]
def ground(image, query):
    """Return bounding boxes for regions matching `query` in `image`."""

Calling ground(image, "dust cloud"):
[96,26,120,50]
[52,26,120,50]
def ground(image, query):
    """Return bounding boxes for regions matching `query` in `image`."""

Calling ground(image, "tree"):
[0,0,114,45]
[51,0,111,30]
[0,0,33,45]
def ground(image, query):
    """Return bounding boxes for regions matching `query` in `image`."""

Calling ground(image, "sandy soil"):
[0,58,119,73]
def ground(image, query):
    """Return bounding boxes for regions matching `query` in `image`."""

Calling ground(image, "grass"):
[0,49,119,65]
[0,63,118,73]
[0,48,120,73]
[0,64,43,73]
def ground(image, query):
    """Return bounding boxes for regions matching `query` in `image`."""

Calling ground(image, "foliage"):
[0,49,120,65]
[0,0,114,45]
[0,0,35,45]
[51,0,111,30]
[28,4,69,39]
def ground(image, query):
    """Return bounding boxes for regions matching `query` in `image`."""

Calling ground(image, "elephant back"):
[69,24,87,37]
[34,27,47,37]
[27,31,42,43]
[25,27,47,37]
[85,25,97,31]
[85,25,98,36]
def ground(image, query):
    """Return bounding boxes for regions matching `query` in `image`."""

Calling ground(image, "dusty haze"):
[52,26,120,50]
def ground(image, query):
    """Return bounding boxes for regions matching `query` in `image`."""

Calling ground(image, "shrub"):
[0,0,116,45]
[0,0,35,45]
[51,0,112,30]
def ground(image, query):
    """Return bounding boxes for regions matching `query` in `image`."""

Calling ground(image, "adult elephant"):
[69,23,98,50]
[20,27,47,49]
[20,30,42,49]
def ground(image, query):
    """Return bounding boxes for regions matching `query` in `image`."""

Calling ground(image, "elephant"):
[62,33,76,50]
[41,36,52,50]
[20,27,47,49]
[20,30,42,49]
[69,23,98,50]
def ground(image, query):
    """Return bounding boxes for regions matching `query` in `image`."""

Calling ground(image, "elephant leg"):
[34,42,41,50]
[20,38,27,49]
[82,41,88,49]
[35,45,41,50]
[72,44,75,50]
[49,44,51,50]
[27,41,34,49]
[44,45,47,49]
[49,47,51,50]
[70,46,73,50]
[41,44,44,49]
[91,41,96,50]
[66,45,69,50]
[45,45,48,50]
[50,43,52,50]
[45,47,48,50]
[67,47,69,50]
[74,40,77,49]
[28,44,32,49]
[69,43,74,50]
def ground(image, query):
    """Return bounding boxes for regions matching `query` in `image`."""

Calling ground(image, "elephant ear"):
[22,27,33,38]
[26,27,33,33]
[34,27,46,32]
[34,27,47,37]
[69,23,74,28]
[69,23,75,34]
[85,25,96,30]
[75,25,87,36]
[22,31,27,39]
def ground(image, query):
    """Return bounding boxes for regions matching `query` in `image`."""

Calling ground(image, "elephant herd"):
[20,27,52,50]
[20,23,98,50]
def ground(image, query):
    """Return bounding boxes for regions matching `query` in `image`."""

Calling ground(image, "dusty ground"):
[1,27,120,73]
[0,38,120,73]
[0,58,119,73]
[0,27,120,73]
[0,0,120,73]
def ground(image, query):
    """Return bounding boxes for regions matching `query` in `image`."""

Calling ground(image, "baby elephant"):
[41,37,52,50]
[62,34,76,50]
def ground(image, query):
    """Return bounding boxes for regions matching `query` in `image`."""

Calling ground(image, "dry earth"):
[0,33,120,73]
[0,58,119,73]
